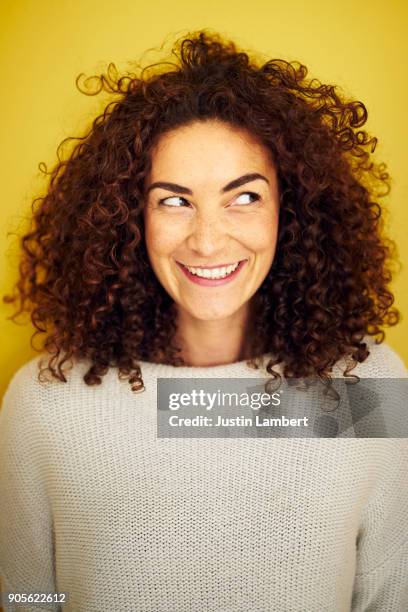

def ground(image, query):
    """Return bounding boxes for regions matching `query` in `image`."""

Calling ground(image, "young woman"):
[1,30,407,612]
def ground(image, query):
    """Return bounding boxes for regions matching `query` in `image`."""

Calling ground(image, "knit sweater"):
[0,337,407,612]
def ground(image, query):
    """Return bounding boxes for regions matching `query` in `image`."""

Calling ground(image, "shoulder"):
[2,353,134,391]
[0,355,52,447]
[333,336,407,378]
[2,354,92,402]
[0,354,130,427]
[1,355,47,414]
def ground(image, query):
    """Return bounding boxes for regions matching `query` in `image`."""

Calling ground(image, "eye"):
[231,192,261,206]
[159,196,190,207]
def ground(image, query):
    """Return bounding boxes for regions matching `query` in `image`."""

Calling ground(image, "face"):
[143,119,280,324]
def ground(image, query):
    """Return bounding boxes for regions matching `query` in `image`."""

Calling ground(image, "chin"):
[183,302,247,322]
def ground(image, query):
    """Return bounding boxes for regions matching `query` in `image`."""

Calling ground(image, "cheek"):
[145,215,182,259]
[239,214,278,254]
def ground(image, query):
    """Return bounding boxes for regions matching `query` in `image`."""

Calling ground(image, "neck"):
[175,306,252,367]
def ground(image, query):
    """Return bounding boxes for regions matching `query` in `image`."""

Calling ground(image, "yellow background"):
[1,0,407,399]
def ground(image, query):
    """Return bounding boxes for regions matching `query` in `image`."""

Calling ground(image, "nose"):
[186,211,228,257]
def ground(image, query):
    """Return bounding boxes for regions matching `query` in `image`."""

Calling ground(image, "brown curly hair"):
[3,29,401,392]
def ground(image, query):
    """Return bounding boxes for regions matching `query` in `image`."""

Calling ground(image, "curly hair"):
[3,29,401,393]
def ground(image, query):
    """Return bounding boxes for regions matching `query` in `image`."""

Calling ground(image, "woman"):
[0,30,407,612]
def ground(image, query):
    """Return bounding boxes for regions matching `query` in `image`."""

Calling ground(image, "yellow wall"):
[1,0,407,398]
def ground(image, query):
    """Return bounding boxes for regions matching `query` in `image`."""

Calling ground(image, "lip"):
[176,259,248,287]
[178,261,243,270]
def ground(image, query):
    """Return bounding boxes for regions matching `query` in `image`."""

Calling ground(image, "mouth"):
[176,259,248,286]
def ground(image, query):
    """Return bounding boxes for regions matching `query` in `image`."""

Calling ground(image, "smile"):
[176,259,248,286]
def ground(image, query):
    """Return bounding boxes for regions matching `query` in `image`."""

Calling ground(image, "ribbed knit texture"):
[0,337,407,612]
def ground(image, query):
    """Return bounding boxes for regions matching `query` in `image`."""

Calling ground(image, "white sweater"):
[0,337,407,612]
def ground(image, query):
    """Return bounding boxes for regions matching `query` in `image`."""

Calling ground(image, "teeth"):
[185,261,241,279]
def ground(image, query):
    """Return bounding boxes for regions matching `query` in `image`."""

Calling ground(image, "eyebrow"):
[145,172,269,196]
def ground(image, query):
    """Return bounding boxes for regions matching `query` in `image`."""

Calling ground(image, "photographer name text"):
[167,415,309,427]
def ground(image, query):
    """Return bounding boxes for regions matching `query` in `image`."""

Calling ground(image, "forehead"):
[148,120,275,181]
